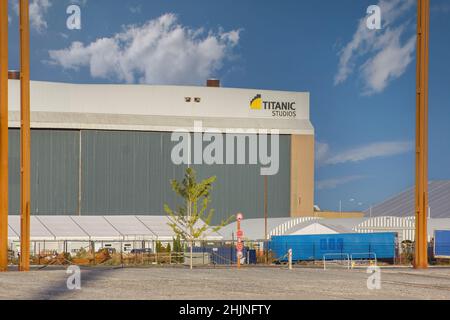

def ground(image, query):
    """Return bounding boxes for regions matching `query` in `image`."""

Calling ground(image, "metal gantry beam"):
[19,0,31,272]
[0,0,9,273]
[414,0,430,269]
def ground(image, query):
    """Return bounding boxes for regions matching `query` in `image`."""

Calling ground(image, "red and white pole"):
[236,213,244,269]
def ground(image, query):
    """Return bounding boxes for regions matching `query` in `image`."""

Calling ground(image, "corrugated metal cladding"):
[192,134,291,224]
[8,129,80,215]
[9,130,291,225]
[81,131,187,216]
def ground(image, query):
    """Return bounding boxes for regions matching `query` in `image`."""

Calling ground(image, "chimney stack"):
[206,79,220,88]
[8,70,20,80]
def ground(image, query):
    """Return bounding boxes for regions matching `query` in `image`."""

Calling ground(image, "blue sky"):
[6,0,450,211]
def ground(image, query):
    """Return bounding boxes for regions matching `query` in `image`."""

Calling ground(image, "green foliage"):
[171,235,183,262]
[155,241,163,253]
[173,235,182,253]
[166,243,171,253]
[401,240,414,264]
[164,167,233,242]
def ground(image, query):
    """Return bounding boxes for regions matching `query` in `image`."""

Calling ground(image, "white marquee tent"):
[7,215,223,242]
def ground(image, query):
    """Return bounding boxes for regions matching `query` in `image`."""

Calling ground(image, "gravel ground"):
[1,266,450,300]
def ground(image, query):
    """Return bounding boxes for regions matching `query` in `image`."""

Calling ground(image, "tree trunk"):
[187,198,194,270]
[190,240,193,270]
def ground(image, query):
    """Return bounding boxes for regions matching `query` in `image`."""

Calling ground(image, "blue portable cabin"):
[269,232,397,262]
[192,246,257,265]
[434,230,450,258]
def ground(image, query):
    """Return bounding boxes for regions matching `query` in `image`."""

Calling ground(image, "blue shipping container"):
[434,230,450,258]
[269,233,397,262]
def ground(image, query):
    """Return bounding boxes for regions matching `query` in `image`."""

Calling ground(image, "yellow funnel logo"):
[250,94,262,110]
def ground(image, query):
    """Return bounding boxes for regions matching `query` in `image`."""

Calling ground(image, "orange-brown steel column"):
[19,0,31,272]
[414,0,429,269]
[0,0,9,272]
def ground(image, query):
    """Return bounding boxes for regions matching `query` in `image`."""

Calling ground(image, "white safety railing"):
[288,249,293,270]
[323,253,350,270]
[350,252,377,269]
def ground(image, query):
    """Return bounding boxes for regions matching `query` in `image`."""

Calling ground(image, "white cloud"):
[324,141,413,165]
[431,3,450,14]
[30,0,52,32]
[48,13,241,85]
[130,5,142,14]
[71,0,88,6]
[334,0,416,95]
[315,141,330,165]
[316,175,366,190]
[11,0,52,33]
[360,26,416,94]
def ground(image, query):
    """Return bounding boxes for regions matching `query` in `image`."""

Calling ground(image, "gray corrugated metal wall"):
[8,129,80,215]
[81,131,187,215]
[193,135,291,224]
[8,130,19,214]
[8,129,291,225]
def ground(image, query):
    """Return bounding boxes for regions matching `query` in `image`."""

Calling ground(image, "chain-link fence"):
[7,239,272,268]
[6,238,449,268]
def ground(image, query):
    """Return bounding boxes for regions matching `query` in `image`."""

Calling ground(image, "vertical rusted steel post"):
[19,0,31,272]
[0,0,9,272]
[414,0,429,269]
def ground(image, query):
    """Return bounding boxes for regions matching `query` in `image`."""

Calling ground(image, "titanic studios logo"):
[250,94,296,118]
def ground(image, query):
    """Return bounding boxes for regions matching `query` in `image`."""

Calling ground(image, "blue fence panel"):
[269,233,397,262]
[247,249,257,264]
[192,246,250,265]
[434,230,450,258]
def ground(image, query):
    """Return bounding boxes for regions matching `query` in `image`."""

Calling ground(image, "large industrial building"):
[6,79,315,225]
